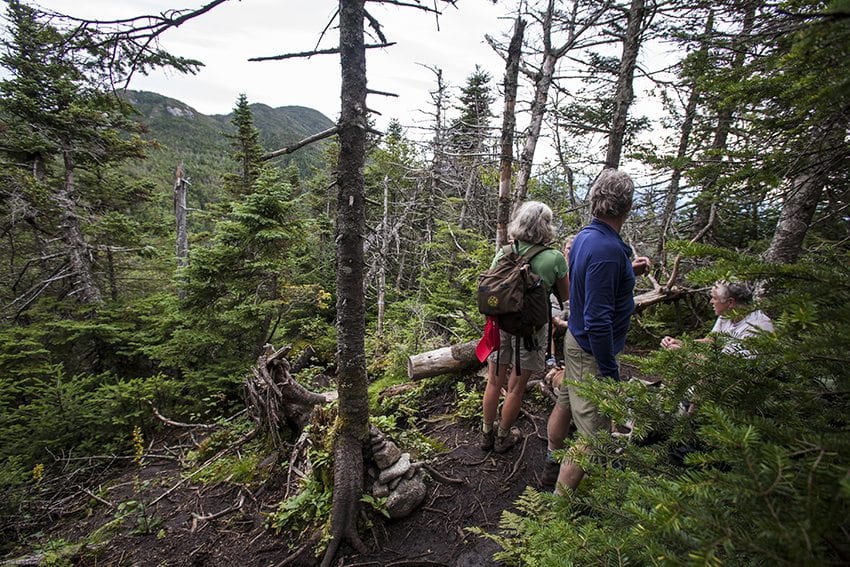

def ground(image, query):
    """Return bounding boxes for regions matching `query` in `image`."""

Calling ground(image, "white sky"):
[33,0,511,132]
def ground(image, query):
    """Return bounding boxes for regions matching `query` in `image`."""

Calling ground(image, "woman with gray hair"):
[481,201,569,454]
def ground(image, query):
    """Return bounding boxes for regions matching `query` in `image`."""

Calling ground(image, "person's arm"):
[583,261,620,381]
[554,273,569,304]
[632,256,651,276]
[661,335,713,349]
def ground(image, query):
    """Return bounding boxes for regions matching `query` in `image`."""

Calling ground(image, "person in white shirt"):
[661,280,774,357]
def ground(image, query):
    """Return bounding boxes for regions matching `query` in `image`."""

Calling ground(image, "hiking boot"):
[480,429,495,451]
[494,426,521,453]
[541,459,560,487]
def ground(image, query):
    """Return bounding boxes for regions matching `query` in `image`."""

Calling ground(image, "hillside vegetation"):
[0,1,848,565]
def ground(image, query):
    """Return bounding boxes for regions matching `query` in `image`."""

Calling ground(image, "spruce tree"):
[222,93,266,196]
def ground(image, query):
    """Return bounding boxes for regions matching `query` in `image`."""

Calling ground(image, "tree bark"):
[605,0,646,169]
[174,162,189,300]
[764,121,846,264]
[496,17,525,247]
[377,175,389,335]
[657,53,703,265]
[322,0,369,563]
[58,146,101,305]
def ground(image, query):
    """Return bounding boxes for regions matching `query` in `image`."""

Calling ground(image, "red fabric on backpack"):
[476,316,500,363]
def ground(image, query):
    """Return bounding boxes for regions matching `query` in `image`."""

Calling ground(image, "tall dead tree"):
[604,0,647,169]
[174,162,189,299]
[322,0,370,563]
[496,17,525,247]
[512,0,611,206]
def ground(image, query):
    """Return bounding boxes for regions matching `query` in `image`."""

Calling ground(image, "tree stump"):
[244,344,336,449]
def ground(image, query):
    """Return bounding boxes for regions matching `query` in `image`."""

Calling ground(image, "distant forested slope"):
[124,90,334,206]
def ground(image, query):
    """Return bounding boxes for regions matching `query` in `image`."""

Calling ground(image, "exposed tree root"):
[321,432,368,567]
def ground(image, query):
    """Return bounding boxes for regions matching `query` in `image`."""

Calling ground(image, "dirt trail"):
[20,375,555,567]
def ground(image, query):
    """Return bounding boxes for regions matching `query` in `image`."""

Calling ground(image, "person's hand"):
[632,256,651,276]
[660,335,682,349]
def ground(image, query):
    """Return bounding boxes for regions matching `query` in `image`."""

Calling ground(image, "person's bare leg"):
[555,442,590,494]
[498,368,532,430]
[546,404,572,453]
[555,459,585,495]
[483,361,509,427]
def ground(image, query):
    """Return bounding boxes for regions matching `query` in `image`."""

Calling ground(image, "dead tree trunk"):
[407,340,480,380]
[513,0,610,204]
[58,146,101,304]
[174,162,189,300]
[496,17,525,247]
[322,0,370,563]
[605,0,646,169]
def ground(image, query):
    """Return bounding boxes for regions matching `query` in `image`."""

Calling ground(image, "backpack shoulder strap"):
[523,244,549,261]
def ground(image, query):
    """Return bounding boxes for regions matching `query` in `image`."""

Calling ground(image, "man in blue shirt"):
[543,168,649,493]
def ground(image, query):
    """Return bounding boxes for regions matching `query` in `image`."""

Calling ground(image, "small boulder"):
[373,441,402,469]
[378,452,411,484]
[385,472,427,519]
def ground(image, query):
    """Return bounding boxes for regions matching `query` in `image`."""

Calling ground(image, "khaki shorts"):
[557,331,610,437]
[488,326,548,374]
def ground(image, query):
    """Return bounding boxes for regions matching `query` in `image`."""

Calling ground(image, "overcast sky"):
[33,0,511,132]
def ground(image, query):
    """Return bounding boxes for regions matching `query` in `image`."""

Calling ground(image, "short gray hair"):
[508,201,556,244]
[590,168,634,219]
[714,280,753,304]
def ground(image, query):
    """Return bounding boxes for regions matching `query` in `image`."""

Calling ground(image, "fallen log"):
[407,340,481,380]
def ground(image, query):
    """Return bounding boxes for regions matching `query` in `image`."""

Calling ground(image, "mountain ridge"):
[124,90,335,191]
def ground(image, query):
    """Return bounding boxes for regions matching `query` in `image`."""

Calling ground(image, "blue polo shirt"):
[567,219,635,381]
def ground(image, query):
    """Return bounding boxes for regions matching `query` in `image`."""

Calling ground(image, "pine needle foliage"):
[484,249,850,565]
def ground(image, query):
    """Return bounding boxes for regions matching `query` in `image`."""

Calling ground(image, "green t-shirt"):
[490,241,568,291]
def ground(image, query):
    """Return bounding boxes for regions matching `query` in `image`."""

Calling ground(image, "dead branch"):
[81,487,115,509]
[505,433,531,482]
[249,42,395,62]
[421,463,464,485]
[151,404,217,430]
[367,88,399,98]
[149,428,257,507]
[190,492,245,530]
[261,126,340,162]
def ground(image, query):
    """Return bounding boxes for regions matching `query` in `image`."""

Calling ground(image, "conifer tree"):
[0,0,153,311]
[223,93,266,196]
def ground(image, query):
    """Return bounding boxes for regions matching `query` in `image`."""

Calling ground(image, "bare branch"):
[260,126,340,162]
[249,42,395,62]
